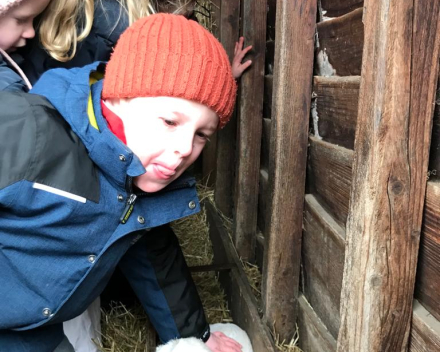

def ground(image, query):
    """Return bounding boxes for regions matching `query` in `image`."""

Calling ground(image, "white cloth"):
[63,297,101,352]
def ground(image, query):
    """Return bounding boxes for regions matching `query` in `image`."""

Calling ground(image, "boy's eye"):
[196,132,210,141]
[163,119,176,126]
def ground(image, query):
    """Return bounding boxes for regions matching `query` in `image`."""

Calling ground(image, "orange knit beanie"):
[102,13,237,129]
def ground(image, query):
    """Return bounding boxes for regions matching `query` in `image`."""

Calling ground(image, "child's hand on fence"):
[232,37,252,79]
[205,331,243,352]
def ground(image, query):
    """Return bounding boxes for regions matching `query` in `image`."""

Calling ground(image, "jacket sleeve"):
[118,224,210,343]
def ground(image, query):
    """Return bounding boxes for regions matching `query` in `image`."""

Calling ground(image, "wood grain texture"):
[261,0,317,340]
[337,0,440,350]
[415,181,440,321]
[320,0,364,17]
[409,300,440,352]
[297,294,337,352]
[213,0,239,217]
[233,0,266,260]
[206,202,276,352]
[308,136,353,225]
[312,76,360,149]
[302,194,345,339]
[316,7,364,76]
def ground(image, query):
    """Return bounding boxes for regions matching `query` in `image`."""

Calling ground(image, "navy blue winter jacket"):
[0,62,209,351]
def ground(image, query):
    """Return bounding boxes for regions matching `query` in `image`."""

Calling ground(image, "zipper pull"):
[120,194,137,224]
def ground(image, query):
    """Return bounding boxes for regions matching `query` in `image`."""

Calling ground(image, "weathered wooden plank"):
[428,79,440,176]
[206,202,276,352]
[320,0,364,17]
[202,137,218,186]
[337,0,440,350]
[409,300,440,352]
[316,7,363,76]
[297,294,337,352]
[261,0,317,341]
[312,76,360,149]
[302,194,345,339]
[201,0,222,187]
[233,0,266,260]
[308,136,353,225]
[213,0,239,217]
[415,181,440,321]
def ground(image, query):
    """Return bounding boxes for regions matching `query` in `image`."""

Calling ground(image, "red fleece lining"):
[101,100,127,145]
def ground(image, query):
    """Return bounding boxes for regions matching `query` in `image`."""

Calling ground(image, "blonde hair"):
[38,0,154,62]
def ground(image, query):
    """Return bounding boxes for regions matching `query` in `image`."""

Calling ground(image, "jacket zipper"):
[119,176,191,223]
[120,176,136,224]
[119,193,137,224]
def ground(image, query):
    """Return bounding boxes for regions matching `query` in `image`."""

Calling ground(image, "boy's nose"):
[174,134,194,158]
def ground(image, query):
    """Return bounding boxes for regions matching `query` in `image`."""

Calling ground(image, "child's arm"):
[232,37,253,79]
[118,224,211,343]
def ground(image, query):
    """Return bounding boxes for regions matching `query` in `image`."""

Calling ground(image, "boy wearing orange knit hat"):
[0,14,241,352]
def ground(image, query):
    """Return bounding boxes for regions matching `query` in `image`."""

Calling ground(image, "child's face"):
[107,96,219,193]
[0,0,51,52]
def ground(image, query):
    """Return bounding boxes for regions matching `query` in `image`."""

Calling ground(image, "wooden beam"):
[302,195,345,339]
[297,294,337,352]
[312,76,360,149]
[201,0,222,187]
[316,7,364,76]
[261,0,317,341]
[214,0,239,217]
[410,300,440,351]
[337,0,440,351]
[233,0,266,260]
[206,202,276,352]
[308,136,353,225]
[320,0,364,17]
[415,181,440,321]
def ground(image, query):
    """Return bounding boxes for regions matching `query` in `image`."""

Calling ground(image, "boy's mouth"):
[153,164,177,178]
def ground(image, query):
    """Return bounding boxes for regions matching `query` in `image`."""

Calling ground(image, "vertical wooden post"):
[214,0,240,218]
[233,0,266,261]
[201,0,221,186]
[261,0,317,340]
[337,0,440,351]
